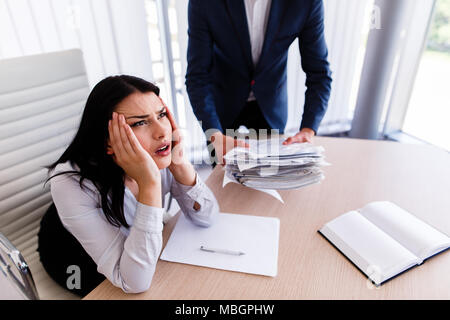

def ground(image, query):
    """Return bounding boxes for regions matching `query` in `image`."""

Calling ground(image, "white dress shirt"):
[244,0,272,101]
[50,161,219,293]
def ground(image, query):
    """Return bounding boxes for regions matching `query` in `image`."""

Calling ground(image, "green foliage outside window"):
[428,0,450,52]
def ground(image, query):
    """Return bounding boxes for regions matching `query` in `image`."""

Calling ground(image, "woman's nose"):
[152,120,170,140]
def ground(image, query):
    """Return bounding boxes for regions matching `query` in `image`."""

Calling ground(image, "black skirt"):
[37,203,105,297]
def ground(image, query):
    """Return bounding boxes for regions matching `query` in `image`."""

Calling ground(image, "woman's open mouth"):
[155,143,171,157]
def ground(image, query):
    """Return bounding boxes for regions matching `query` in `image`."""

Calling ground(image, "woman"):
[37,75,219,297]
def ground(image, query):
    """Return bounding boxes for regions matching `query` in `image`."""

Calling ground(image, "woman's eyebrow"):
[157,106,166,113]
[125,114,149,120]
[125,107,165,120]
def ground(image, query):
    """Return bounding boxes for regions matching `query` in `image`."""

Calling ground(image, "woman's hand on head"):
[162,102,197,186]
[108,112,161,188]
[164,105,186,168]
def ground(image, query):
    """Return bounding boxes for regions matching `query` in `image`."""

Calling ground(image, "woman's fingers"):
[115,113,128,158]
[118,114,136,157]
[164,103,178,132]
[111,112,128,161]
[171,126,182,145]
[108,117,122,160]
[124,117,146,155]
[165,106,184,154]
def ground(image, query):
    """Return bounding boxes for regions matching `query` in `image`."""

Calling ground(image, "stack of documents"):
[223,138,328,190]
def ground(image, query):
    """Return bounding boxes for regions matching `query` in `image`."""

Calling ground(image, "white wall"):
[0,0,153,88]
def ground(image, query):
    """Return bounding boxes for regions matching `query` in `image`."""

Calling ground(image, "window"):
[145,0,169,106]
[145,0,206,164]
[402,0,450,151]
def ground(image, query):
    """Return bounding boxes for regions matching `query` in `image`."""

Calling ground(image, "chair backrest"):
[0,50,90,297]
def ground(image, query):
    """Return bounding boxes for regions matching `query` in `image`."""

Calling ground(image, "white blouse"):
[50,161,219,293]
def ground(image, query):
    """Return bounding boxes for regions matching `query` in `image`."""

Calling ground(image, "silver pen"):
[200,246,245,256]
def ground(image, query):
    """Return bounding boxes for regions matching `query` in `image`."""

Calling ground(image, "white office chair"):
[0,49,90,300]
[0,232,39,299]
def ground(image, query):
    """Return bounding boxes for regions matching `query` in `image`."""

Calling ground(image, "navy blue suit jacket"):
[185,0,332,134]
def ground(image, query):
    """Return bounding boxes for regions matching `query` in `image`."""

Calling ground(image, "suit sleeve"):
[298,0,333,134]
[185,0,223,134]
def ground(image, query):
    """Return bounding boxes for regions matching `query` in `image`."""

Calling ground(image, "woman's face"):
[113,91,172,170]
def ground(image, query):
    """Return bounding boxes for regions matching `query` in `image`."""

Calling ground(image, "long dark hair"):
[47,75,160,228]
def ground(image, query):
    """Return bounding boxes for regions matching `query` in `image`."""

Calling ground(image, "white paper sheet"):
[160,212,280,277]
[222,169,284,203]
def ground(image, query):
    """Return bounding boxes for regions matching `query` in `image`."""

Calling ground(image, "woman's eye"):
[158,112,167,119]
[130,120,147,127]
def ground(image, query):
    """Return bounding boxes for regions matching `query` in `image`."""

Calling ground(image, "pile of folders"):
[223,138,328,190]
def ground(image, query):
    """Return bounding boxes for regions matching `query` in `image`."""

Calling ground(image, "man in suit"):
[185,0,332,164]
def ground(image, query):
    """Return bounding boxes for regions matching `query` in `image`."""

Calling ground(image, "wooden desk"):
[84,137,450,300]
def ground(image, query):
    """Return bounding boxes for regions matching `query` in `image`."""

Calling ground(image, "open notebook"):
[319,201,450,285]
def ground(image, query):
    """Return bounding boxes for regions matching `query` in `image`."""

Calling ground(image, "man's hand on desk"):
[210,131,249,165]
[282,128,315,145]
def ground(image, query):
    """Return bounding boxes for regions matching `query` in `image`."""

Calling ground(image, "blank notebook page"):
[321,211,418,282]
[160,212,280,277]
[359,201,450,260]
